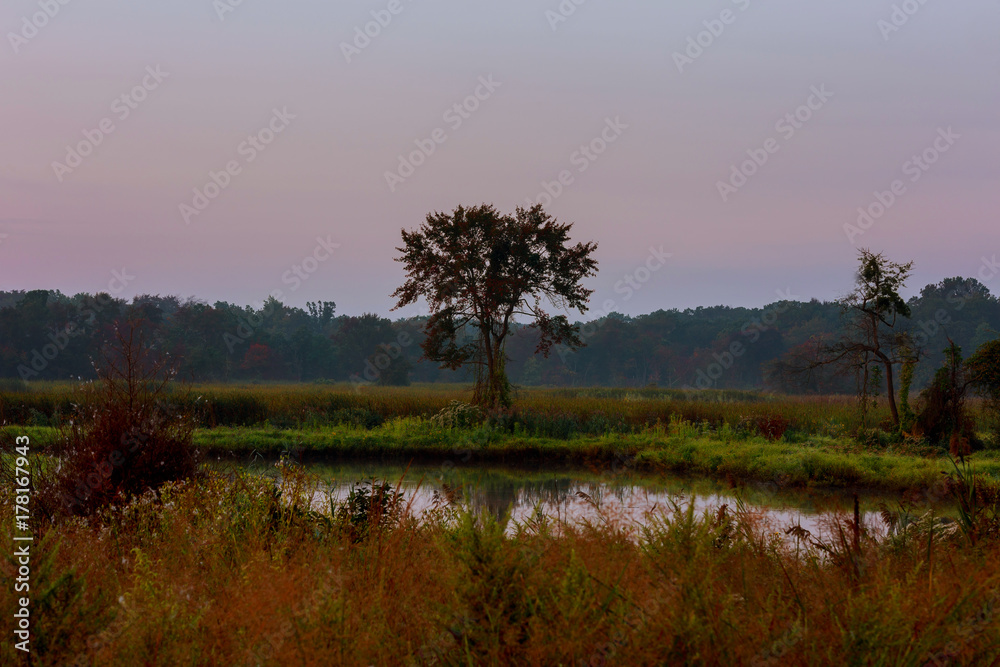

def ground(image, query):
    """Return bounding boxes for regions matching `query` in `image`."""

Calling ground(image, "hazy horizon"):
[2,1,998,318]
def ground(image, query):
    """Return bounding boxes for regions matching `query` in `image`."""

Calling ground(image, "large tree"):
[771,250,914,425]
[391,204,598,408]
[825,249,915,426]
[967,337,1000,439]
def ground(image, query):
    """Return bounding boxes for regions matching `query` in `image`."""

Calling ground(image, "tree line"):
[1,275,996,394]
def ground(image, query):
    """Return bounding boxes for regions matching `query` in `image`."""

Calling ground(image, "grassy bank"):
[2,466,998,665]
[199,422,1000,495]
[5,382,997,501]
[9,418,1000,496]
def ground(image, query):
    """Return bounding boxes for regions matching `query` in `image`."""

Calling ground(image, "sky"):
[1,0,998,319]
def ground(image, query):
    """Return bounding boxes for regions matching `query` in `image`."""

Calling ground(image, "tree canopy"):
[0,276,996,395]
[391,203,598,407]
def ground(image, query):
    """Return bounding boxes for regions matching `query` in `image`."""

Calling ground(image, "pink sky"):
[2,0,998,317]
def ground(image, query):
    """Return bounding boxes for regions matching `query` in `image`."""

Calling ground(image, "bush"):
[913,342,981,453]
[855,427,895,449]
[27,408,51,427]
[737,414,790,441]
[967,337,1000,445]
[199,393,268,426]
[0,392,76,426]
[36,319,200,519]
[949,458,1000,545]
[334,478,404,542]
[327,408,385,429]
[582,412,633,436]
[432,401,484,429]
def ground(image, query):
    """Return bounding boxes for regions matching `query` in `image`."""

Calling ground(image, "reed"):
[2,464,998,665]
[2,382,918,435]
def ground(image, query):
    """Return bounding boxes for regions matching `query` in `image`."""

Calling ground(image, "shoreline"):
[8,424,998,497]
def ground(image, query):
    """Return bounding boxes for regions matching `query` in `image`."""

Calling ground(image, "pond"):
[222,456,951,542]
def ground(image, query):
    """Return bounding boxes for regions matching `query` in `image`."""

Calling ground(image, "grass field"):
[4,383,1000,664]
[2,382,897,434]
[11,418,999,497]
[2,465,999,665]
[3,383,997,496]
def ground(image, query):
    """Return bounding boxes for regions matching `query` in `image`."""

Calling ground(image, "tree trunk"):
[869,312,900,427]
[472,329,509,409]
[474,331,494,407]
[873,348,899,427]
[473,330,511,409]
[884,357,899,427]
[488,340,511,409]
[859,352,870,428]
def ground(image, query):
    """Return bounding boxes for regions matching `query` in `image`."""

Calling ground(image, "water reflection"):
[232,459,921,541]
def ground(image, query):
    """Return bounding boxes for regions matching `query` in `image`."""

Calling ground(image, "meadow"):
[3,382,998,495]
[1,381,888,433]
[2,463,1000,665]
[3,382,1000,664]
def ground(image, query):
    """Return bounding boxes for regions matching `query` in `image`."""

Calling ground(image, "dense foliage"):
[809,250,914,426]
[1,275,997,394]
[392,203,598,407]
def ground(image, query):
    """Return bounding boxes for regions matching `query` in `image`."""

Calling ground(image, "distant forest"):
[1,276,997,394]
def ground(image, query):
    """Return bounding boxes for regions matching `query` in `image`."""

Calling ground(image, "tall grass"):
[2,382,913,435]
[2,465,999,664]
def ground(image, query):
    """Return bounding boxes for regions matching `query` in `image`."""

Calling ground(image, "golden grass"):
[4,382,909,434]
[3,467,1000,665]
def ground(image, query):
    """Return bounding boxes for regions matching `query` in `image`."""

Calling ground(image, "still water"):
[230,457,935,541]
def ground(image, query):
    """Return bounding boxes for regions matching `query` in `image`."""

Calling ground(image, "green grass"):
[9,417,999,496]
[6,384,1000,664]
[6,382,996,498]
[202,422,1000,494]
